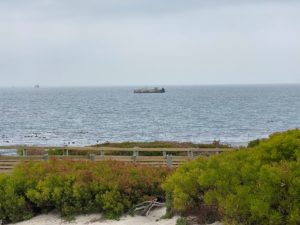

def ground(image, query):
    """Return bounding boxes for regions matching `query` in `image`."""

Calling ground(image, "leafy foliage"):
[0,160,169,223]
[93,141,230,149]
[247,138,261,148]
[163,130,300,225]
[176,217,190,225]
[0,174,33,223]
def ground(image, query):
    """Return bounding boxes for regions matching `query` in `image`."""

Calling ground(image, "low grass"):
[92,141,230,149]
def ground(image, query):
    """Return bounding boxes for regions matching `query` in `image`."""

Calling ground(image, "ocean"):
[0,85,299,147]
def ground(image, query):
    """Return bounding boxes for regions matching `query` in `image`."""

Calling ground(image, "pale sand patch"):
[11,207,179,225]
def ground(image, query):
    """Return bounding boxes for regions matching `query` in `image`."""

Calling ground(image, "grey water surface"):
[0,85,299,147]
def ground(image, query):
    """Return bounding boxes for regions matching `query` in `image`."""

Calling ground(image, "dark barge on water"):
[134,87,165,94]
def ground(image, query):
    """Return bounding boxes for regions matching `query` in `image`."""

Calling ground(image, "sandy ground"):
[11,207,179,225]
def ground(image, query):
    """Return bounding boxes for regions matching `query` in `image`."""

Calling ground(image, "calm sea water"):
[0,85,299,148]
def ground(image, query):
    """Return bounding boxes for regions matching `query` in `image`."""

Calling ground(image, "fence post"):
[190,150,194,158]
[90,154,95,161]
[166,154,172,168]
[132,151,139,163]
[163,151,167,158]
[43,153,48,161]
[100,150,105,157]
[22,149,27,157]
[187,150,194,158]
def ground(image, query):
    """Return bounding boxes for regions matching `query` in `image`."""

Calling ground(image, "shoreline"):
[7,208,224,225]
[8,208,179,225]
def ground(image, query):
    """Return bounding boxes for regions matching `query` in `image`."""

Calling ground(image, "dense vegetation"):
[163,130,300,225]
[4,132,299,224]
[93,141,230,149]
[0,160,170,223]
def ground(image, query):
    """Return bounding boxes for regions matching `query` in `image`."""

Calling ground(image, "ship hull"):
[134,88,165,93]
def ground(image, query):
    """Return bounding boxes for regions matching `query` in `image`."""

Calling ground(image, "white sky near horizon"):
[0,0,300,87]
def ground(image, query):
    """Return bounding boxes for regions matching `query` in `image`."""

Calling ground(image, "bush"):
[93,141,231,149]
[247,138,261,148]
[0,174,33,223]
[0,160,170,223]
[93,141,231,157]
[176,217,189,225]
[163,129,300,225]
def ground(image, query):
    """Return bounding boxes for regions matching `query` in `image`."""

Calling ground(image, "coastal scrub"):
[0,160,170,223]
[163,130,300,225]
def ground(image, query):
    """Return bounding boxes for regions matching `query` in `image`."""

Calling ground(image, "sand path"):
[11,207,178,225]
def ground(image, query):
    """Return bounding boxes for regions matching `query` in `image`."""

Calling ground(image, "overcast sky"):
[0,0,300,86]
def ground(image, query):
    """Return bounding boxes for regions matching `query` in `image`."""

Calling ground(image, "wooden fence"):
[0,146,233,173]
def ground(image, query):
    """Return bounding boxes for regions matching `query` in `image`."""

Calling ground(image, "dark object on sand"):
[134,87,165,93]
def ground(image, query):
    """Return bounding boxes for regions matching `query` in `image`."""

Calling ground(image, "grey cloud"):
[1,0,299,19]
[0,0,299,86]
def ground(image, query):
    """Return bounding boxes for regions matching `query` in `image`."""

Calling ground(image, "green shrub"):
[92,141,231,157]
[97,187,128,219]
[93,141,230,149]
[48,149,64,155]
[247,138,261,148]
[163,129,300,225]
[0,160,170,223]
[176,217,189,225]
[0,174,34,223]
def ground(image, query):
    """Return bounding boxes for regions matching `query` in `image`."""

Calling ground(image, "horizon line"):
[1,83,300,88]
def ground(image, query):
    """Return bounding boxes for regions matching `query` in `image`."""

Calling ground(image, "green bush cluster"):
[93,141,231,157]
[17,148,64,156]
[176,217,190,225]
[0,160,169,223]
[163,130,300,225]
[93,141,230,149]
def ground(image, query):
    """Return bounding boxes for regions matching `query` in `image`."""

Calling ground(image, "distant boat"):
[34,84,40,88]
[134,87,165,94]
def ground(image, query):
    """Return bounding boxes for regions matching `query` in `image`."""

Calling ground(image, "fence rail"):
[0,146,233,173]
